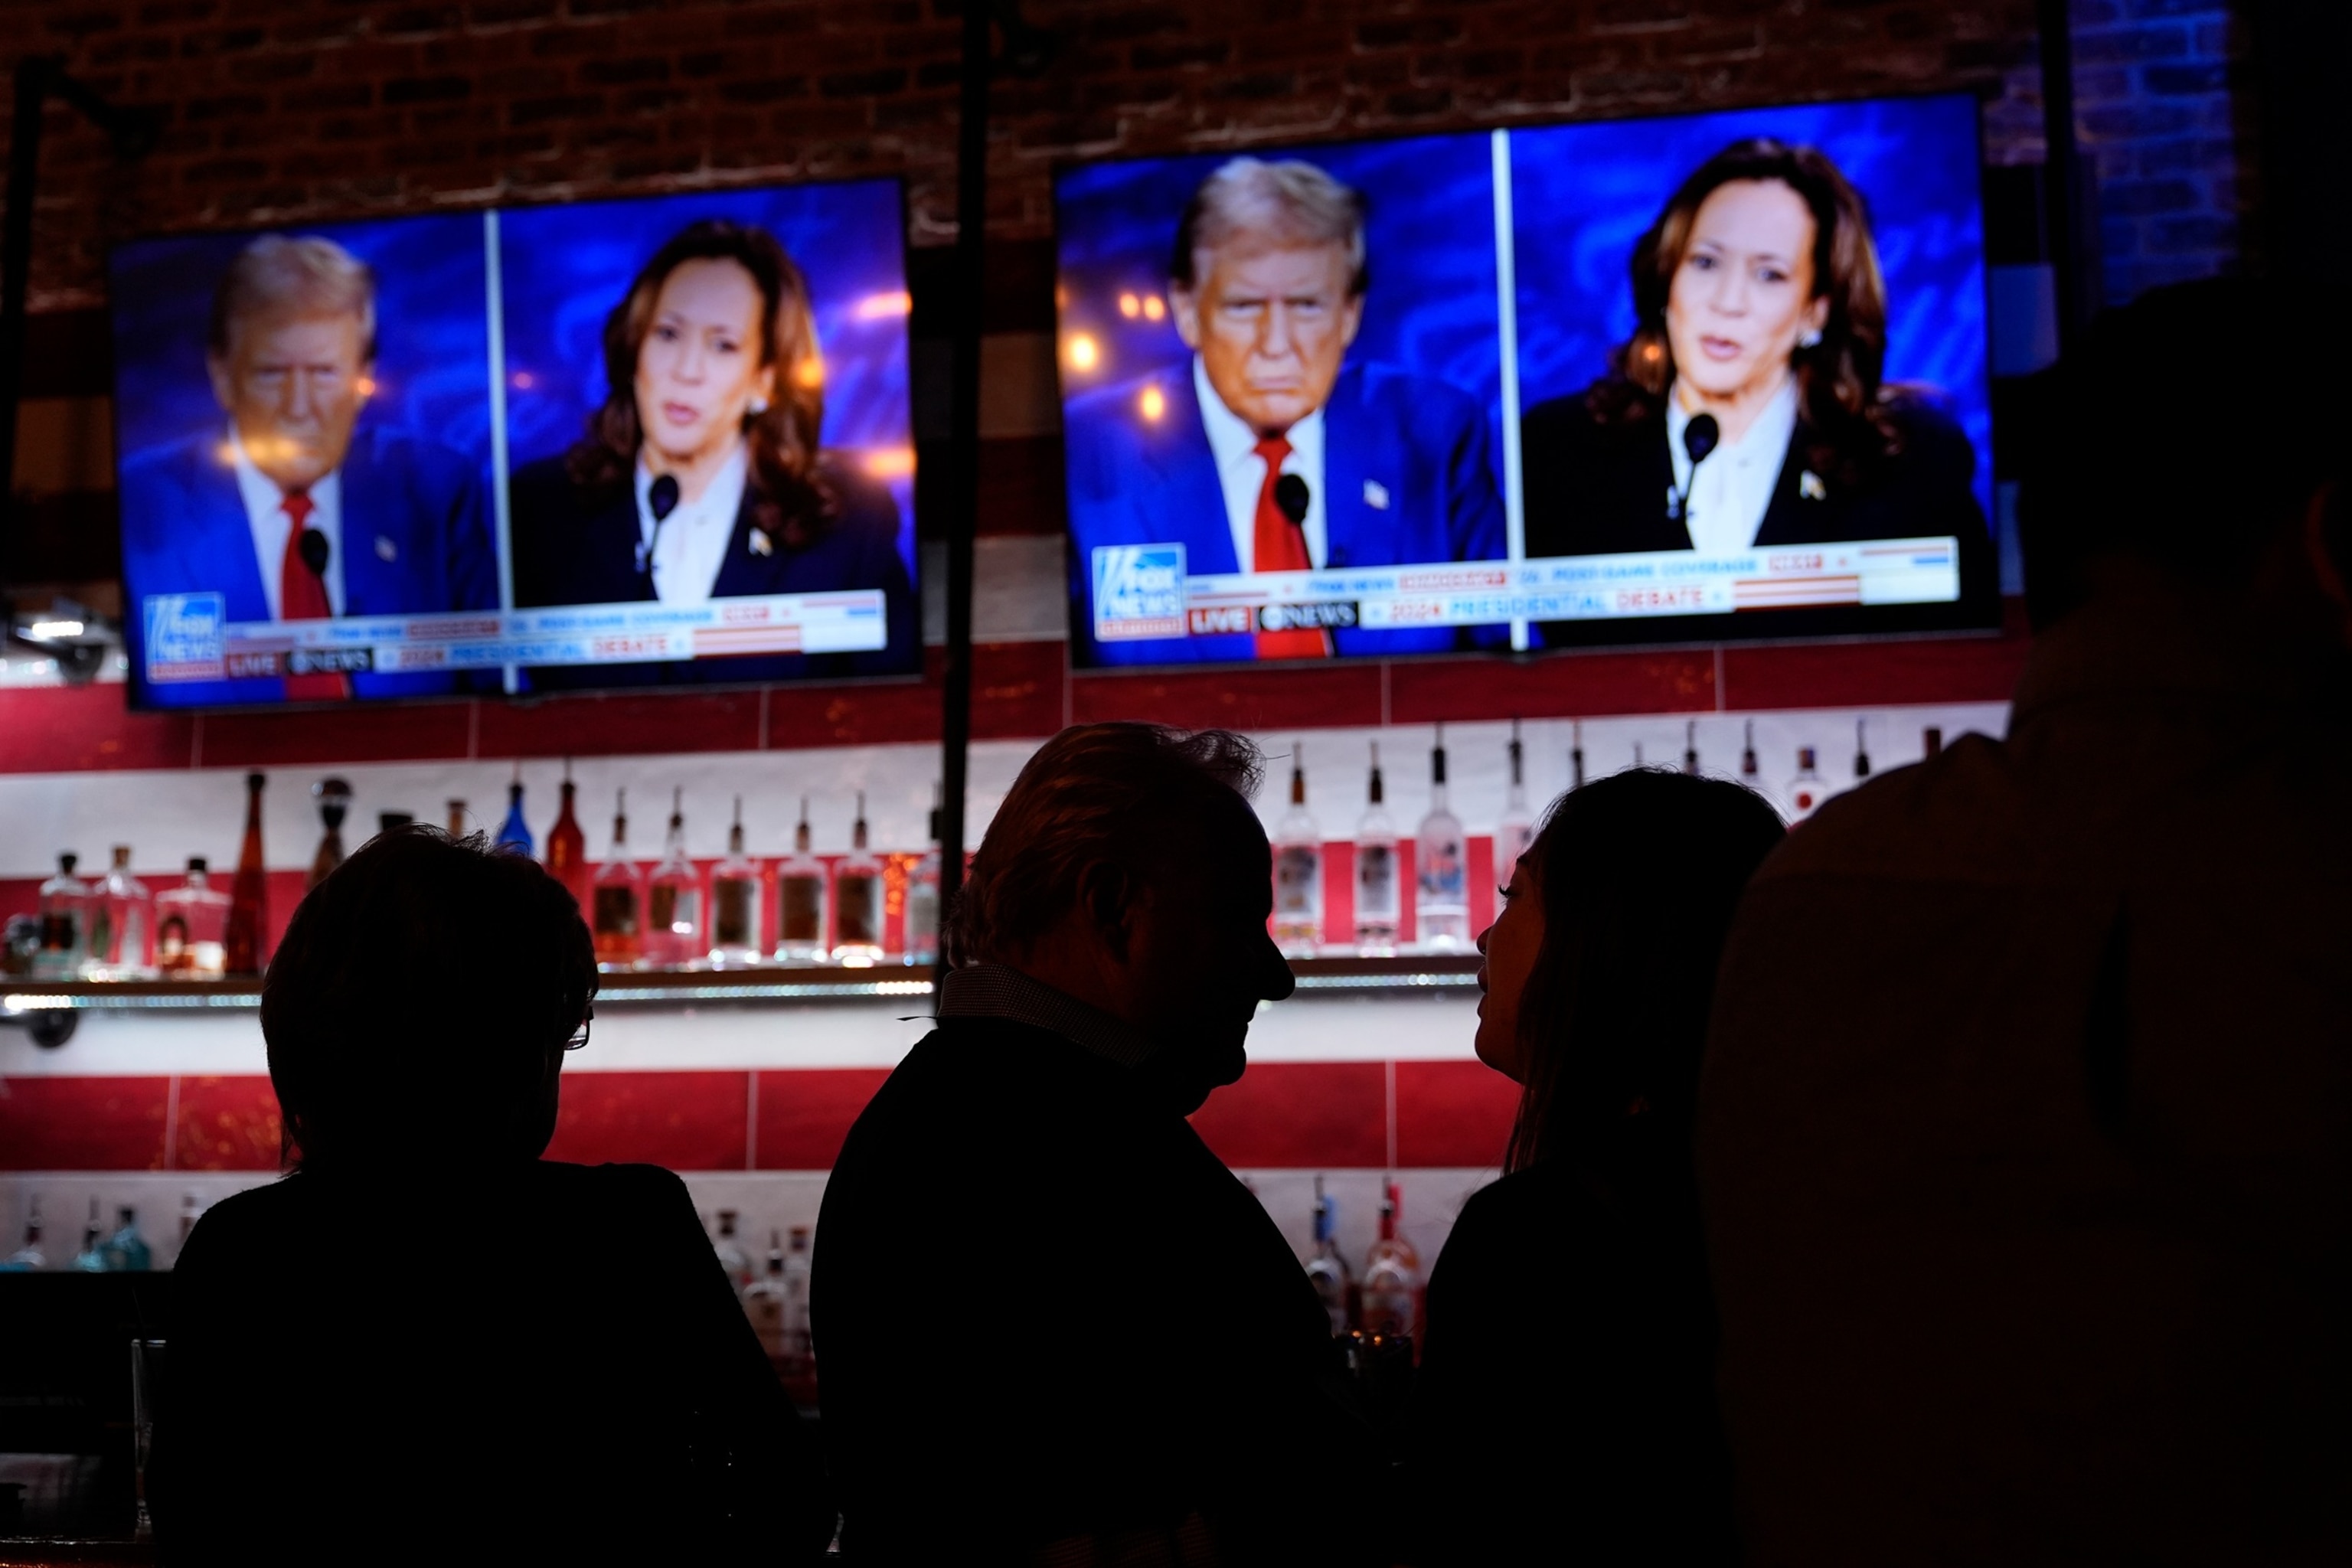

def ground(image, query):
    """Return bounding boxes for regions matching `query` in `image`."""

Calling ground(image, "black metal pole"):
[938,0,991,932]
[2034,0,2089,348]
[1,58,55,555]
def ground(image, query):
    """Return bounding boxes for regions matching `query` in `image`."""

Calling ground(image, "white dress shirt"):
[1667,375,1801,557]
[1194,357,1328,573]
[232,433,344,620]
[637,441,750,606]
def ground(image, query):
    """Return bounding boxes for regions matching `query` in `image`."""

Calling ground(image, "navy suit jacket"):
[1063,361,1508,666]
[119,424,498,707]
[508,452,917,688]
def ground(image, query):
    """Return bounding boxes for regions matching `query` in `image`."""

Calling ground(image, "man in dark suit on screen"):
[815,724,1384,1566]
[119,234,497,706]
[1064,158,1507,666]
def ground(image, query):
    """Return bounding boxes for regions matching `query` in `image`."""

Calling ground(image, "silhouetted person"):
[152,828,832,1564]
[815,724,1384,1565]
[1403,769,1782,1566]
[1701,278,2352,1563]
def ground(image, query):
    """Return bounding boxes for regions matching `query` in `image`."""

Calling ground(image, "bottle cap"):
[188,855,207,874]
[57,852,76,876]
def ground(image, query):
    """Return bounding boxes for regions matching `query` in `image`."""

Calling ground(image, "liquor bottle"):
[224,772,268,977]
[1414,725,1469,952]
[1923,726,1944,759]
[743,1230,793,1358]
[1785,746,1828,824]
[711,1208,751,1298]
[103,1206,152,1272]
[34,852,92,979]
[1496,720,1534,873]
[2,1197,47,1271]
[177,1192,204,1254]
[780,1223,814,1374]
[1305,1176,1353,1337]
[710,797,763,967]
[591,789,645,969]
[1853,717,1873,784]
[646,788,703,969]
[446,799,469,837]
[1740,720,1761,791]
[546,762,590,912]
[377,812,415,835]
[495,769,534,857]
[309,778,352,889]
[1272,743,1321,956]
[776,799,829,964]
[155,858,231,979]
[902,787,942,967]
[91,847,154,979]
[831,792,884,965]
[1360,1181,1423,1341]
[1683,720,1701,776]
[1570,719,1587,791]
[1353,744,1399,956]
[71,1200,106,1272]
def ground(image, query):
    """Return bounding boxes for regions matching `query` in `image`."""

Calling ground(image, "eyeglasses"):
[564,1006,594,1053]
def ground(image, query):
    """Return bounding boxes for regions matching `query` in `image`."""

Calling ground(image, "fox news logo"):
[144,593,226,682]
[1093,544,1188,641]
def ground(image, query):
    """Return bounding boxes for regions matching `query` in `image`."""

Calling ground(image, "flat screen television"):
[1054,93,1997,668]
[110,178,917,710]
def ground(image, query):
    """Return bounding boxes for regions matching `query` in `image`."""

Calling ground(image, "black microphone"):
[1668,413,1722,527]
[648,475,681,521]
[1272,472,1310,528]
[298,528,330,577]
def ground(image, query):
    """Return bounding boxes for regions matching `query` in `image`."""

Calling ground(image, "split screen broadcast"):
[111,93,1998,710]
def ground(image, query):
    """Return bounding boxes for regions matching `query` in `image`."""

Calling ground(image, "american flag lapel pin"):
[1800,471,1828,501]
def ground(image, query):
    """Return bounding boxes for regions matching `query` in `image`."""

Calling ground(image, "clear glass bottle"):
[1570,718,1587,791]
[1414,724,1469,952]
[646,788,703,969]
[1272,743,1321,956]
[831,792,884,966]
[546,762,590,912]
[1305,1175,1353,1338]
[1360,1181,1422,1341]
[711,1208,750,1299]
[495,770,534,857]
[781,1223,813,1374]
[35,852,93,979]
[155,857,231,979]
[743,1229,792,1358]
[91,847,154,980]
[2,1196,47,1271]
[1354,744,1398,956]
[775,798,829,965]
[309,777,351,889]
[710,796,763,968]
[71,1199,106,1273]
[591,789,645,969]
[1785,746,1829,824]
[1495,720,1534,874]
[103,1206,152,1272]
[177,1192,204,1255]
[1683,719,1701,776]
[225,771,268,977]
[902,788,942,967]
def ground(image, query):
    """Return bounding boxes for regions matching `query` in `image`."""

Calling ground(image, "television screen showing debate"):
[110,178,916,710]
[1054,93,1998,668]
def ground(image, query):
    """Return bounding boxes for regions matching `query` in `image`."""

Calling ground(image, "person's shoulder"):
[119,430,221,491]
[175,1176,309,1272]
[531,1158,690,1205]
[1755,730,2013,888]
[811,454,902,539]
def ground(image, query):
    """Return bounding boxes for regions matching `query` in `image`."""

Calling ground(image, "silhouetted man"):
[815,724,1383,1565]
[1700,279,2352,1563]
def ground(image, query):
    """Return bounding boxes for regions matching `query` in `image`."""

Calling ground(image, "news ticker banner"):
[1092,537,1963,642]
[142,590,891,684]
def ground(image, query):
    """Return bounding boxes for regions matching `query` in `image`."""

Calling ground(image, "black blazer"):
[152,1161,833,1566]
[508,451,918,686]
[1522,385,1990,557]
[813,1014,1385,1566]
[1402,1142,1736,1567]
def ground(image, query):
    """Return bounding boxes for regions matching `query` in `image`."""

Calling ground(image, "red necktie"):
[1250,437,1326,660]
[277,493,348,700]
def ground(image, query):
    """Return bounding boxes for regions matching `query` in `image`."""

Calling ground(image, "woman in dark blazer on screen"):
[509,219,915,687]
[1402,768,1785,1566]
[1521,139,1991,585]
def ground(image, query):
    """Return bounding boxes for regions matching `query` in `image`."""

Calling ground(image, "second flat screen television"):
[112,179,917,709]
[1055,93,1998,668]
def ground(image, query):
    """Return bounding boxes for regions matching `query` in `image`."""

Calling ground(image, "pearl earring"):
[1798,328,1823,350]
[748,397,770,416]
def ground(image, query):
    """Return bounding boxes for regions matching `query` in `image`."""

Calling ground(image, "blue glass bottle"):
[103,1206,152,1272]
[496,777,534,857]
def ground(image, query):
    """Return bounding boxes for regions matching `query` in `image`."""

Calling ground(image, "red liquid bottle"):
[224,771,269,975]
[546,761,590,911]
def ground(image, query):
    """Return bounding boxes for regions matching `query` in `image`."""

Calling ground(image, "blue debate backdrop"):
[1510,93,1993,519]
[498,179,916,583]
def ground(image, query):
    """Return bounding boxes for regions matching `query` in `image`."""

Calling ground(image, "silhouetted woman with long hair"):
[1403,768,1785,1564]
